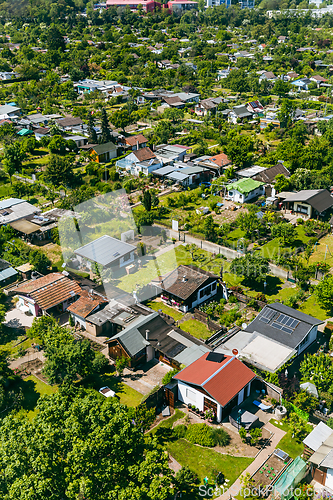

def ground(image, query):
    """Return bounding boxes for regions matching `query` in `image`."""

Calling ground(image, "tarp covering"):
[274,457,307,500]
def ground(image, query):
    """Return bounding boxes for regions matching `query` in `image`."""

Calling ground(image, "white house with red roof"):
[173,352,256,422]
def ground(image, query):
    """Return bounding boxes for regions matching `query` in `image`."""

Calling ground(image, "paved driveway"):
[4,308,35,329]
[122,359,172,395]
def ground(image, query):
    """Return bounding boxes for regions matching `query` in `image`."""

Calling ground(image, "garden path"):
[215,421,286,500]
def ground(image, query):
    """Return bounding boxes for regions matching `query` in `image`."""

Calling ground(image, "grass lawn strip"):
[80,371,143,407]
[167,438,253,483]
[146,301,184,321]
[270,420,304,459]
[180,319,213,340]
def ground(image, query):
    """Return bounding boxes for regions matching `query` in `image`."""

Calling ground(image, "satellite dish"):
[242,323,248,329]
[232,349,238,356]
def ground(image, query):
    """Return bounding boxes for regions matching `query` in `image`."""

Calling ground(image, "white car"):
[99,386,117,398]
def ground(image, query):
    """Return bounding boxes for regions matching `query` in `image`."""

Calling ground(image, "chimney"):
[146,329,150,340]
[182,275,187,282]
[136,140,139,150]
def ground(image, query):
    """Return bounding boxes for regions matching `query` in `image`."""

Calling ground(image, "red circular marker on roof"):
[232,349,238,356]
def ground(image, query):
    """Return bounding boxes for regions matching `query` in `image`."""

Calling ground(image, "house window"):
[123,253,131,262]
[297,205,308,214]
[299,333,310,348]
[186,388,196,402]
[212,282,217,291]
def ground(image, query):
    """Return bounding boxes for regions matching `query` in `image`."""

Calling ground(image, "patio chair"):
[253,400,273,411]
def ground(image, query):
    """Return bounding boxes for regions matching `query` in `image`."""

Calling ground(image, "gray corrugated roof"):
[0,267,17,281]
[303,422,333,452]
[167,172,189,181]
[0,198,25,210]
[245,302,323,350]
[111,312,158,356]
[75,235,135,267]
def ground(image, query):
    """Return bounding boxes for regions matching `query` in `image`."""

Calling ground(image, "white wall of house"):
[119,251,135,268]
[18,295,37,316]
[71,313,86,329]
[191,281,217,309]
[325,468,333,490]
[293,202,312,217]
[297,326,318,355]
[226,186,265,203]
[177,380,223,422]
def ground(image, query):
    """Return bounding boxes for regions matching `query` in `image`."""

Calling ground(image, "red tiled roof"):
[174,352,256,407]
[67,291,106,318]
[123,134,148,147]
[133,147,155,162]
[209,152,231,167]
[16,273,82,311]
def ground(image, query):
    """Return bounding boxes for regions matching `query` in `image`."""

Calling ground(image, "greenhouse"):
[273,457,307,500]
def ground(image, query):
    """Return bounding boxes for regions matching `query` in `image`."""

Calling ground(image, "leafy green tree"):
[300,353,333,392]
[175,466,198,496]
[273,79,291,97]
[249,427,262,446]
[274,174,290,193]
[225,134,254,169]
[203,215,217,242]
[115,355,129,377]
[29,250,51,274]
[293,391,317,413]
[278,99,297,128]
[271,222,296,246]
[100,107,111,144]
[230,253,269,285]
[43,339,95,384]
[237,212,261,238]
[48,135,67,154]
[111,108,131,131]
[3,142,26,183]
[0,388,172,499]
[288,412,312,442]
[226,69,250,93]
[315,274,333,310]
[45,154,74,186]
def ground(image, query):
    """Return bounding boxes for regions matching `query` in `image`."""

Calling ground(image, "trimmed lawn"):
[146,300,184,321]
[298,294,330,321]
[306,234,333,268]
[81,371,143,407]
[19,375,57,418]
[116,245,224,293]
[260,226,311,261]
[270,420,304,459]
[167,438,253,483]
[180,319,213,340]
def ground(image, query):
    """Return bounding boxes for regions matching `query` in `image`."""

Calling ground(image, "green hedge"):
[283,399,309,422]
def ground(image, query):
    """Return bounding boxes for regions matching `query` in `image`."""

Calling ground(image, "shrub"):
[239,427,247,443]
[174,424,187,439]
[185,423,215,447]
[229,295,238,304]
[92,352,109,373]
[162,368,179,386]
[248,298,258,310]
[213,428,231,447]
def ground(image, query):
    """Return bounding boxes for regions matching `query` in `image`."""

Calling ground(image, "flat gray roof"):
[75,235,135,267]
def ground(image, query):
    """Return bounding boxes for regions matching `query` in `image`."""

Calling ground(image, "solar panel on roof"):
[207,352,225,363]
[259,308,276,323]
[167,343,186,358]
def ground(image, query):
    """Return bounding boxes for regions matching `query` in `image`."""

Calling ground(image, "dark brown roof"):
[163,97,184,106]
[157,265,218,300]
[123,134,148,147]
[67,290,106,318]
[254,163,290,183]
[33,127,49,135]
[56,116,83,127]
[133,147,155,162]
[283,189,333,213]
[15,273,82,310]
